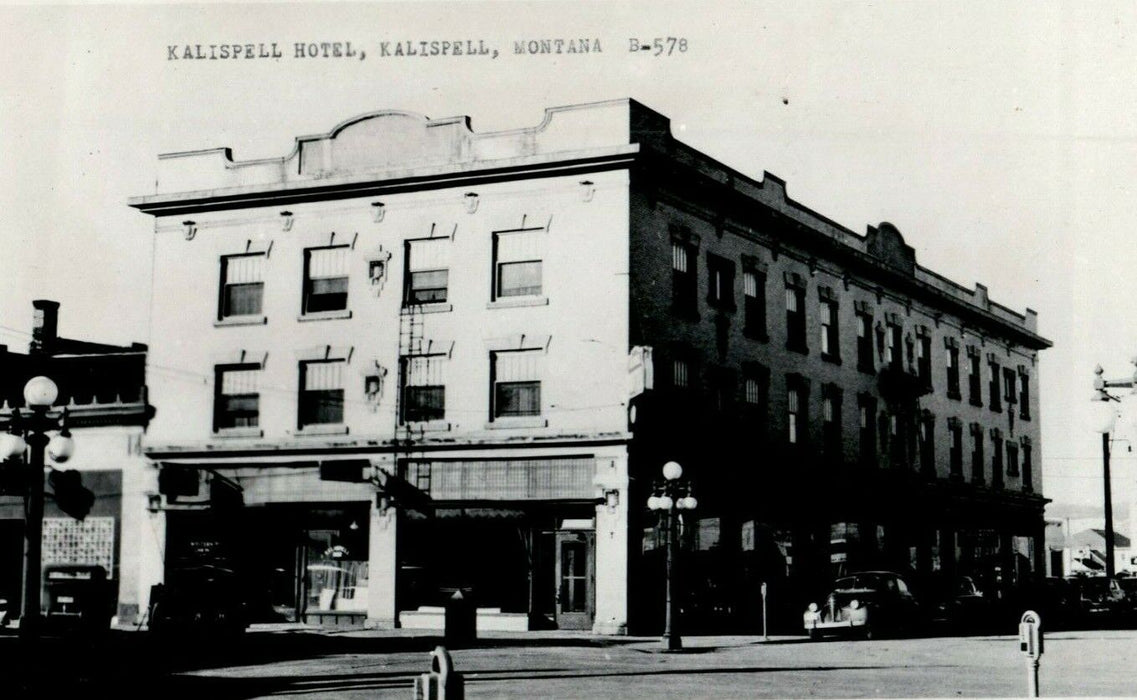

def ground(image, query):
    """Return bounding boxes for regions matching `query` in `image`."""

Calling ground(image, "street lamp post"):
[647,460,696,652]
[0,376,75,643]
[1091,362,1137,579]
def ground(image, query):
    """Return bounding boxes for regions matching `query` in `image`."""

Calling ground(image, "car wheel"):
[808,628,819,641]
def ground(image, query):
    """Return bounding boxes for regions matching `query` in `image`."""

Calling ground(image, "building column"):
[366,497,399,629]
[1031,522,1047,583]
[593,455,628,635]
[117,458,165,628]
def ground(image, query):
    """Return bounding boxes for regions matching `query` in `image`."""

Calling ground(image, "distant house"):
[1048,521,1133,577]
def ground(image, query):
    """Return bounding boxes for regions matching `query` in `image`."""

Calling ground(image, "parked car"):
[803,571,922,640]
[1066,575,1128,627]
[149,563,248,638]
[928,576,998,634]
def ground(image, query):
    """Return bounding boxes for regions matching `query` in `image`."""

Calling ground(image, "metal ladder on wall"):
[394,302,429,491]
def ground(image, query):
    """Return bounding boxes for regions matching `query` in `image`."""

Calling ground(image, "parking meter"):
[1018,610,1042,697]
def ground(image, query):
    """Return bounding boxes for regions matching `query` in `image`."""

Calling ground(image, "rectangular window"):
[405,238,450,304]
[948,421,963,479]
[743,270,767,339]
[1022,442,1033,492]
[889,413,903,467]
[1007,441,1020,477]
[787,387,800,444]
[671,241,697,317]
[299,360,345,428]
[492,350,542,418]
[858,395,877,466]
[494,229,543,299]
[1019,372,1031,420]
[919,414,934,476]
[743,364,769,438]
[745,377,762,405]
[401,354,446,423]
[917,335,932,386]
[219,253,265,319]
[856,314,874,372]
[303,246,350,314]
[886,323,902,370]
[968,351,983,406]
[786,286,807,352]
[822,386,842,461]
[988,360,1002,412]
[946,346,961,399]
[820,301,840,361]
[1003,368,1017,407]
[672,359,689,389]
[971,426,984,484]
[706,254,735,310]
[214,365,260,431]
[991,435,1004,488]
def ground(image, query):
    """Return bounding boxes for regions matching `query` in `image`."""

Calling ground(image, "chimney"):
[31,299,60,356]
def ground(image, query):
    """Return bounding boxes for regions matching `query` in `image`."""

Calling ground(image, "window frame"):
[213,363,261,433]
[218,252,266,321]
[743,269,767,340]
[492,228,545,301]
[490,349,543,420]
[298,359,346,429]
[403,238,451,306]
[302,245,351,315]
[706,253,735,311]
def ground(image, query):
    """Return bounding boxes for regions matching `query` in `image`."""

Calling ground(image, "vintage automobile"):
[803,571,921,640]
[928,576,998,634]
[1067,575,1128,626]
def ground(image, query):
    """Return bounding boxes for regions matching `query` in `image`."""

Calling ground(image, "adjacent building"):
[130,99,1051,634]
[0,300,155,626]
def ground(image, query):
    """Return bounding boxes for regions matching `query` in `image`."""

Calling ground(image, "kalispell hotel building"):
[127,99,1050,634]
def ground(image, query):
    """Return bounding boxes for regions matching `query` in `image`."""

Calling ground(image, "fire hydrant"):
[414,645,464,700]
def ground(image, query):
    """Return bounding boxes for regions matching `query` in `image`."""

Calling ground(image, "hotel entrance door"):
[554,530,594,629]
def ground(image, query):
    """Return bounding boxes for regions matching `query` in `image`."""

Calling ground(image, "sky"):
[1,1,1136,518]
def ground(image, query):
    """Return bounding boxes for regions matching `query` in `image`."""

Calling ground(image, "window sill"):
[401,419,451,432]
[403,303,453,314]
[1019,413,1031,422]
[487,296,549,310]
[214,315,267,328]
[821,353,842,366]
[485,416,548,430]
[969,398,984,408]
[298,310,353,322]
[213,427,263,439]
[295,424,350,436]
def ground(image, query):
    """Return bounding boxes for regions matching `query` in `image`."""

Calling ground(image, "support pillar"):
[366,497,399,629]
[593,456,628,635]
[118,458,165,627]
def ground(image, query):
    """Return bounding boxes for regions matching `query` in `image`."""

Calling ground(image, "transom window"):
[299,360,345,427]
[303,246,350,314]
[494,229,543,299]
[492,350,542,418]
[219,253,265,319]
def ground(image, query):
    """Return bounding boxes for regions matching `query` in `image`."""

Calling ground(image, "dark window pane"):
[223,283,263,317]
[497,261,542,297]
[305,277,349,313]
[495,381,541,417]
[218,393,259,429]
[408,270,448,303]
[404,385,445,422]
[300,389,344,426]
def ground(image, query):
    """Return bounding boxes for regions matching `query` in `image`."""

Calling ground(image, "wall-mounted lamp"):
[605,489,620,511]
[182,220,197,240]
[464,192,480,214]
[371,201,386,223]
[280,211,294,232]
[580,180,596,203]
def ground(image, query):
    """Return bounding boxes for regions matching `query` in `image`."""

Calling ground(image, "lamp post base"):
[662,633,683,652]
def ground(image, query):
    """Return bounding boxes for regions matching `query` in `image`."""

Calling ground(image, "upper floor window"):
[988,357,1002,412]
[303,246,350,314]
[918,412,935,476]
[970,423,984,484]
[401,354,447,423]
[991,431,1005,488]
[743,363,769,437]
[219,253,265,319]
[672,358,691,390]
[948,419,963,479]
[1018,369,1031,420]
[493,229,543,299]
[671,239,697,318]
[819,291,840,363]
[214,364,260,431]
[886,323,903,370]
[1002,368,1017,409]
[945,341,961,400]
[706,254,735,310]
[858,395,877,466]
[967,348,983,407]
[491,350,542,419]
[405,237,450,304]
[787,386,801,445]
[822,385,842,459]
[743,269,767,340]
[1006,441,1020,478]
[856,312,874,373]
[1022,439,1034,493]
[785,275,807,353]
[299,359,345,428]
[917,332,932,387]
[710,369,736,413]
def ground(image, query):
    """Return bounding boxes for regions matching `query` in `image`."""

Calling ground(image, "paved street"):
[9,625,1136,698]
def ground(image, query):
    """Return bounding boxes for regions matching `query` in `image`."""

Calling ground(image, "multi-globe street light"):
[647,460,697,651]
[0,376,76,642]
